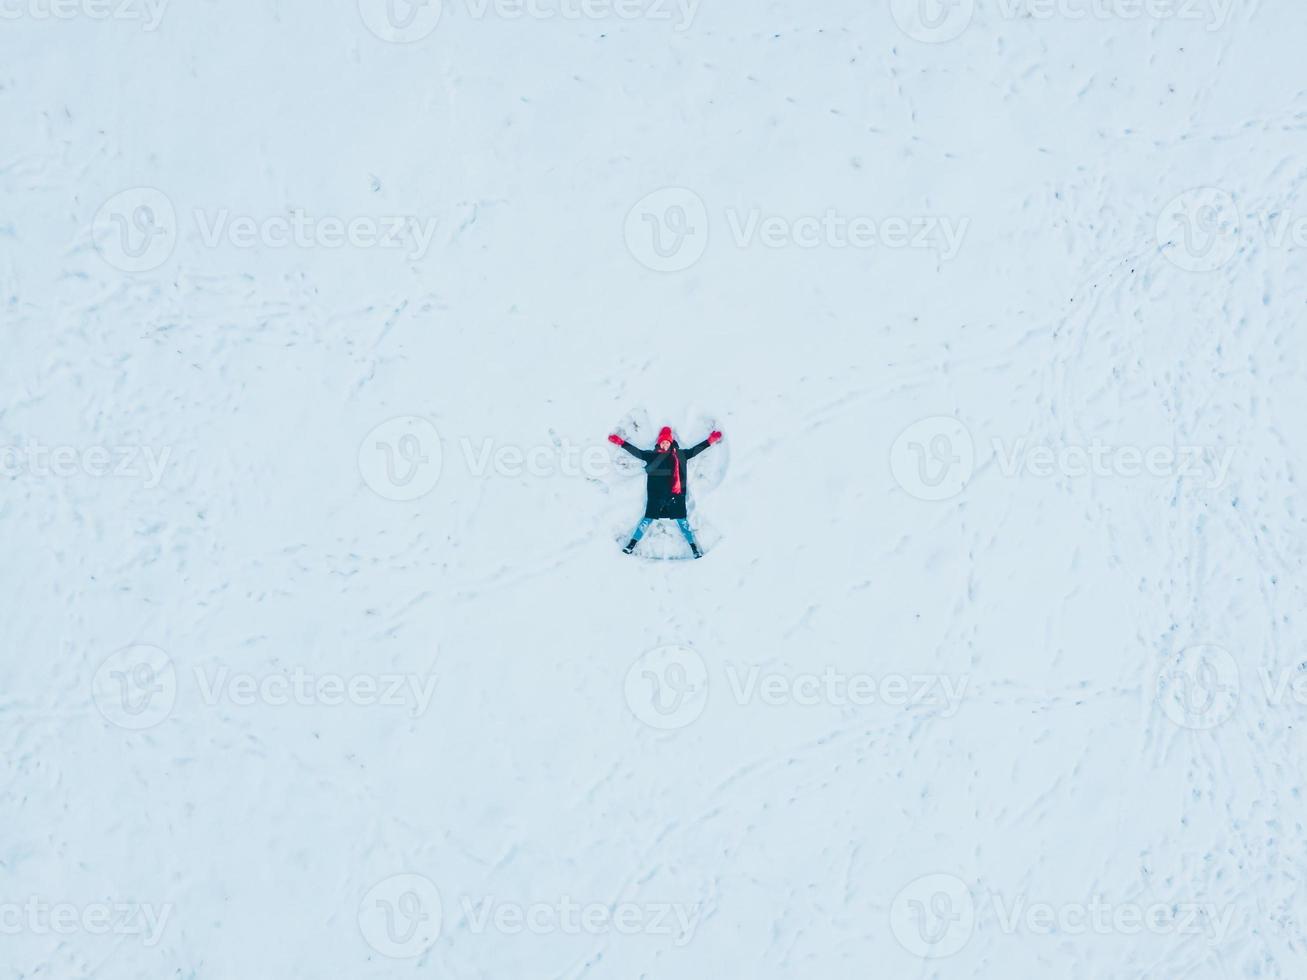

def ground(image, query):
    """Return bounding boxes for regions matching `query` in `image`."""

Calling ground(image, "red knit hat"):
[657,426,674,445]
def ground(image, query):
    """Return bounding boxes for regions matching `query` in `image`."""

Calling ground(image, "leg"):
[623,518,653,554]
[675,519,703,559]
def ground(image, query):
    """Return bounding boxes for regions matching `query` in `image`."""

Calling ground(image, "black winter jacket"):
[620,438,713,519]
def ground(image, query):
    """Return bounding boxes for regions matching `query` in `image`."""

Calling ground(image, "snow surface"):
[4,0,1307,977]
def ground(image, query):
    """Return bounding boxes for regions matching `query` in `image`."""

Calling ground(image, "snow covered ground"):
[4,0,1307,976]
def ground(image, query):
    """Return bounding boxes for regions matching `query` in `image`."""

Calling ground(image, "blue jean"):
[630,517,697,547]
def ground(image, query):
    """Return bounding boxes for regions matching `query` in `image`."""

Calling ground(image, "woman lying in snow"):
[608,425,723,559]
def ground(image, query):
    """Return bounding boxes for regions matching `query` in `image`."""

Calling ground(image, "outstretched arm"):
[609,434,654,461]
[683,431,723,459]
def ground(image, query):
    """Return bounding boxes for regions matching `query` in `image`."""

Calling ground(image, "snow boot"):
[690,544,703,560]
[622,539,638,555]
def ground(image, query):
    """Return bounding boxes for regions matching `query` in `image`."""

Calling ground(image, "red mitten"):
[608,434,625,446]
[708,431,723,445]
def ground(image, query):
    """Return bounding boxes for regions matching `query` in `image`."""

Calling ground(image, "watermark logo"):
[0,899,172,946]
[91,190,439,272]
[359,873,443,958]
[0,441,172,488]
[891,874,1235,958]
[995,0,1246,31]
[94,653,437,727]
[624,189,968,271]
[992,438,1233,488]
[890,417,975,501]
[1252,211,1307,252]
[465,0,698,27]
[893,423,1233,499]
[92,187,176,273]
[93,645,176,730]
[359,416,443,501]
[624,644,709,730]
[624,187,709,273]
[458,436,612,479]
[988,893,1234,943]
[890,873,975,958]
[1158,188,1307,272]
[460,896,700,944]
[193,666,438,714]
[891,0,1251,39]
[723,665,967,716]
[0,0,170,30]
[192,209,438,260]
[359,0,698,35]
[359,424,699,495]
[358,0,443,41]
[1260,664,1307,709]
[890,0,975,43]
[723,210,968,258]
[1156,644,1239,729]
[1157,187,1241,272]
